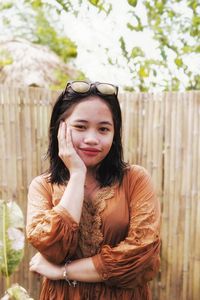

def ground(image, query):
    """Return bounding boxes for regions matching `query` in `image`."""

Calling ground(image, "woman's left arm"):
[29,252,102,282]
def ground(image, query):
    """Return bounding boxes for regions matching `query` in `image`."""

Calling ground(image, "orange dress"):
[26,165,161,300]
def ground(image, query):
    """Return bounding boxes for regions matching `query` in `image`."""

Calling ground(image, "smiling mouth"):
[80,148,101,156]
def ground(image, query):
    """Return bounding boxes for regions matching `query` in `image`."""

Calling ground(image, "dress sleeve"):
[92,166,161,289]
[26,176,79,264]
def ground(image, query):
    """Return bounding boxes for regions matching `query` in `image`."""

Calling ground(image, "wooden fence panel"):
[0,85,58,299]
[0,85,199,299]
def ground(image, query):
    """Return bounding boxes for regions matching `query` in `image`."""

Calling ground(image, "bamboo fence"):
[0,85,199,299]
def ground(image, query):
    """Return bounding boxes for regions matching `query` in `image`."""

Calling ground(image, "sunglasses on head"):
[65,81,118,96]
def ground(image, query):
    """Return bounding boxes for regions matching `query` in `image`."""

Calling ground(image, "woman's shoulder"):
[122,164,152,191]
[122,165,154,203]
[29,173,52,192]
[124,164,150,179]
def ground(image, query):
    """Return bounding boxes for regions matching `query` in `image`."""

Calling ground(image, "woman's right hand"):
[29,252,64,280]
[58,121,86,176]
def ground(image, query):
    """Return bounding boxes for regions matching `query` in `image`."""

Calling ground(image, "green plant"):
[0,200,33,300]
[1,284,34,300]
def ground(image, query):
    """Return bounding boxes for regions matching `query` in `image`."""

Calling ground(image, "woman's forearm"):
[58,172,86,223]
[64,257,102,283]
[29,253,102,283]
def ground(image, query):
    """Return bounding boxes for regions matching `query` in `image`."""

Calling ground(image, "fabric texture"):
[26,165,161,300]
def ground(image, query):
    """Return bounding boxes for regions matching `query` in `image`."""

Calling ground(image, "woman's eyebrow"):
[99,121,113,126]
[72,119,113,126]
[72,119,88,123]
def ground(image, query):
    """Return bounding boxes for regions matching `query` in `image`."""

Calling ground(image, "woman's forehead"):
[65,97,113,122]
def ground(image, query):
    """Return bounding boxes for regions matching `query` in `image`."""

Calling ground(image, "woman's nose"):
[83,131,99,144]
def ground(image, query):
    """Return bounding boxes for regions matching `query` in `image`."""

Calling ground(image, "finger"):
[66,125,74,149]
[29,265,35,272]
[29,264,38,273]
[30,253,37,259]
[57,121,66,140]
[58,122,67,150]
[57,121,62,138]
[29,259,35,266]
[29,252,41,267]
[35,252,42,258]
[30,252,38,262]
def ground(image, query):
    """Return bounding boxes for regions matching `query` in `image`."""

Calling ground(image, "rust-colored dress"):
[26,165,161,300]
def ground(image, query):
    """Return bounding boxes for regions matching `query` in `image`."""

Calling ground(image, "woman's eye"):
[99,127,109,132]
[73,125,86,130]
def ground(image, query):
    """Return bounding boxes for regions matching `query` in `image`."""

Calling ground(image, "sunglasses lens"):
[96,83,117,95]
[66,81,118,96]
[71,81,90,93]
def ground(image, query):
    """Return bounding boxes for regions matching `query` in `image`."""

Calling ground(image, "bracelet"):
[63,260,77,287]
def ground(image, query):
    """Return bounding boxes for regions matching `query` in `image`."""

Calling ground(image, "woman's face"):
[64,96,114,169]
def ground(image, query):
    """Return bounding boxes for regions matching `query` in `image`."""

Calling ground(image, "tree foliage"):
[72,0,200,91]
[0,0,86,89]
[83,0,199,91]
[0,0,199,91]
[0,0,77,63]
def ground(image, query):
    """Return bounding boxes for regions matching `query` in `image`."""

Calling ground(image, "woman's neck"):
[85,168,98,187]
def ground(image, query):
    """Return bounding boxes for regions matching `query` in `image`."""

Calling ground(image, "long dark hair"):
[46,86,127,186]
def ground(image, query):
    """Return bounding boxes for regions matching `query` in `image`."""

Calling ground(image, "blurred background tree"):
[0,0,199,91]
[0,0,85,89]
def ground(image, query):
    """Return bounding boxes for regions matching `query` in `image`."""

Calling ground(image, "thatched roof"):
[0,38,79,88]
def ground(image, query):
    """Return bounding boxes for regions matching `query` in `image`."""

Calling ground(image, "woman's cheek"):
[106,133,114,148]
[70,129,81,148]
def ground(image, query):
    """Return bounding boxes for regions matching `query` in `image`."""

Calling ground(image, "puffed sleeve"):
[92,166,161,289]
[26,175,79,264]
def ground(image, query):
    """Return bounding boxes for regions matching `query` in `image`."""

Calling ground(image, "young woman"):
[27,81,161,300]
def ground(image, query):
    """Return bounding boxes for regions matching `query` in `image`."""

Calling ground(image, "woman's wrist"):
[60,265,66,280]
[70,171,86,181]
[62,261,77,287]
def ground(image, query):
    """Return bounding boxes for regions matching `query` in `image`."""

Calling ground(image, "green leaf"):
[131,47,144,58]
[175,57,183,67]
[127,22,143,31]
[195,45,200,53]
[182,45,193,53]
[119,36,129,61]
[29,0,43,8]
[0,200,25,278]
[167,10,176,19]
[33,8,77,62]
[188,0,198,11]
[127,12,143,31]
[155,1,164,13]
[192,15,200,26]
[127,0,138,7]
[88,0,112,14]
[89,0,100,5]
[0,2,13,10]
[153,69,157,76]
[138,66,149,78]
[171,77,180,90]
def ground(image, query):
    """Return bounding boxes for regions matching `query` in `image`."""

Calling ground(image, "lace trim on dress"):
[78,186,115,257]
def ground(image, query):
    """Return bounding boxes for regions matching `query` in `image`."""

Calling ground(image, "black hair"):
[46,86,127,187]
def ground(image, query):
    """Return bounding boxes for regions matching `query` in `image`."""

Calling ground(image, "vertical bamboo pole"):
[191,92,200,300]
[181,92,193,300]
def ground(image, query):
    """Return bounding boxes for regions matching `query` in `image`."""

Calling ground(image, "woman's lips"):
[80,148,101,156]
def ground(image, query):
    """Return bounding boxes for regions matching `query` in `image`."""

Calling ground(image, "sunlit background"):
[0,0,200,91]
